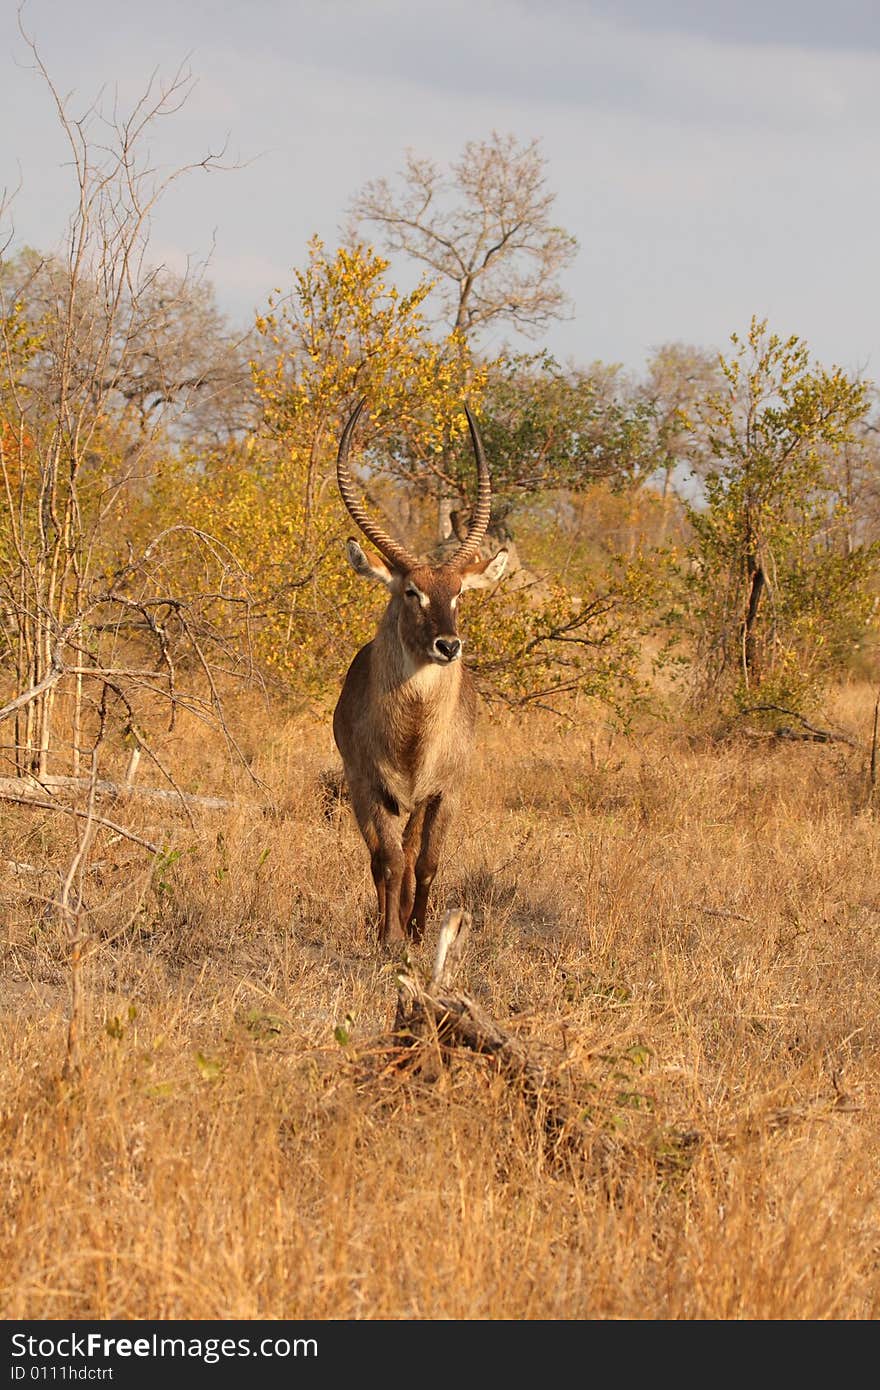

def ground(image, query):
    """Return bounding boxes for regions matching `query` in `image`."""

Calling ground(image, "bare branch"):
[350,133,577,343]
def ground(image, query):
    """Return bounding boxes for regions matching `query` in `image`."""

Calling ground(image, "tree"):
[251,237,482,530]
[0,248,255,446]
[641,343,722,498]
[679,317,875,710]
[0,48,249,782]
[350,132,578,346]
[351,133,578,549]
[172,239,484,695]
[818,396,880,554]
[0,37,256,1083]
[469,353,656,496]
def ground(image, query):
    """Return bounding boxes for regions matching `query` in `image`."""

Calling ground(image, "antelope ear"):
[346,539,394,589]
[459,548,508,592]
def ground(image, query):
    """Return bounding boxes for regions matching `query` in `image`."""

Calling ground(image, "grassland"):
[2,685,879,1320]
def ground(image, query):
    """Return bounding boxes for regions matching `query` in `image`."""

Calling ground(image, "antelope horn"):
[337,399,419,572]
[448,404,492,569]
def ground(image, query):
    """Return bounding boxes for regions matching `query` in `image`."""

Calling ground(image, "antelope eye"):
[405,587,419,599]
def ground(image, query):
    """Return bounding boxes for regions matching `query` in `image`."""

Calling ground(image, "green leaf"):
[195,1051,222,1081]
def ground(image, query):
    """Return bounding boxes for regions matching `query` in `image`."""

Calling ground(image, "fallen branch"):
[358,912,839,1186]
[3,860,40,876]
[393,910,568,1130]
[739,705,861,748]
[0,774,232,811]
[0,783,160,853]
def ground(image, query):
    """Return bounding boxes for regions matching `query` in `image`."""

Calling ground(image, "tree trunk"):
[742,555,766,684]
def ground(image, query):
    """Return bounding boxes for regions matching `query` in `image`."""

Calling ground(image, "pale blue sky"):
[2,0,879,376]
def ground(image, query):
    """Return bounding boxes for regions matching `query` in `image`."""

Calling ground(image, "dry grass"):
[2,684,880,1320]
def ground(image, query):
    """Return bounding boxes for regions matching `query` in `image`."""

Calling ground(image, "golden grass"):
[2,684,879,1319]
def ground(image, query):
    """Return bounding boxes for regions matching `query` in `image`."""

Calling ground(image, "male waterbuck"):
[333,399,508,945]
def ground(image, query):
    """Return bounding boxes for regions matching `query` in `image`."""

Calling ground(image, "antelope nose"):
[434,636,462,663]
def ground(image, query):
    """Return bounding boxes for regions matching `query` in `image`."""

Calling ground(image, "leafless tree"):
[350,132,578,346]
[819,393,880,553]
[351,134,577,549]
[0,250,256,447]
[641,343,723,502]
[0,31,254,789]
[0,32,260,1075]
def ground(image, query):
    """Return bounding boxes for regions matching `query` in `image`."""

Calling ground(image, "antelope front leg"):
[379,835,407,944]
[370,819,407,945]
[399,803,428,938]
[368,839,406,943]
[369,851,387,931]
[411,794,454,943]
[352,792,406,945]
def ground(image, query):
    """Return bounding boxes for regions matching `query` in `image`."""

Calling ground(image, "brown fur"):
[333,564,484,944]
[333,401,506,944]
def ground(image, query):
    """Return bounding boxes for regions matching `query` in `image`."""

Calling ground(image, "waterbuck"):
[333,399,507,945]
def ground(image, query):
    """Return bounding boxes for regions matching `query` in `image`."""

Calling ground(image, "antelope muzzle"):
[432,634,462,663]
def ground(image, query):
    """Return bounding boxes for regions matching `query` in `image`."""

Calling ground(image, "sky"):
[1,0,879,377]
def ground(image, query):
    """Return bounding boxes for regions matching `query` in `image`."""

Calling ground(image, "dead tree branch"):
[0,780,160,853]
[0,774,232,811]
[739,704,862,748]
[392,910,570,1134]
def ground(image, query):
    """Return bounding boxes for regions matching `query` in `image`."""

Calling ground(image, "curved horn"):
[448,403,492,568]
[337,399,419,572]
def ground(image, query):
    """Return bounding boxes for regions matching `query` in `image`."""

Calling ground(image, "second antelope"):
[333,399,507,945]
